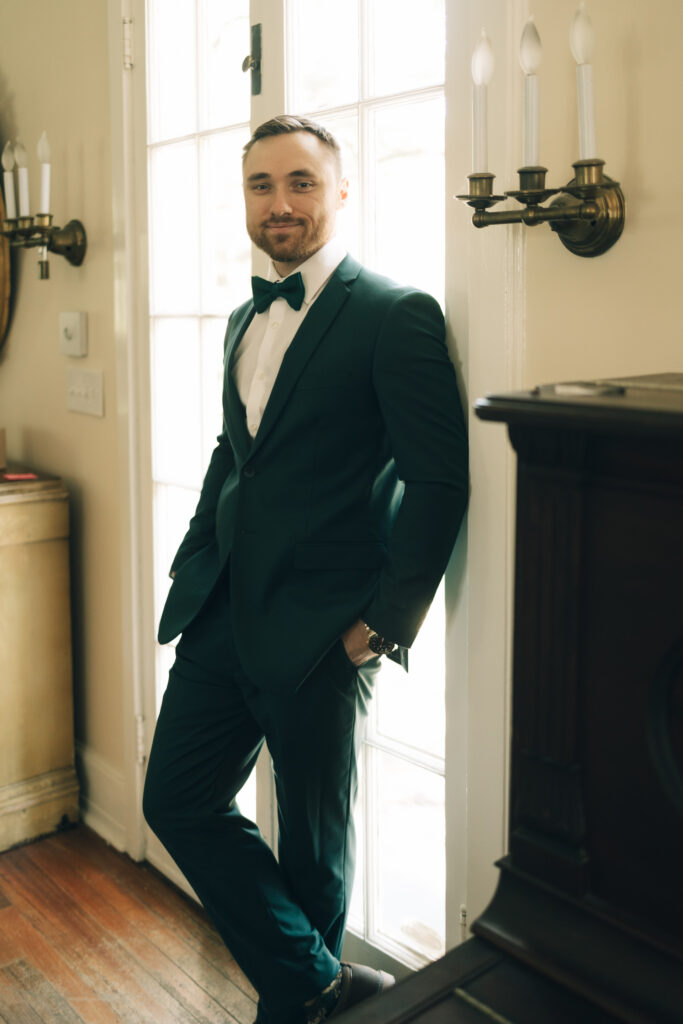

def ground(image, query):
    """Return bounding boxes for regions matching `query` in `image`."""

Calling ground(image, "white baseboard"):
[144,829,200,901]
[75,741,127,851]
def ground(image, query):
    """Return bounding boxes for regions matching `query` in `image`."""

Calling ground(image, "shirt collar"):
[267,236,347,305]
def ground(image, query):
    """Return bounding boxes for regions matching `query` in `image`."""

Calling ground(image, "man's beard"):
[249,218,328,266]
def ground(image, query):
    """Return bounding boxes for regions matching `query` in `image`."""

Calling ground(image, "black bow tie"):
[251,273,305,313]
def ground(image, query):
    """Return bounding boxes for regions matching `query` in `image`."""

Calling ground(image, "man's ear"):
[338,177,350,208]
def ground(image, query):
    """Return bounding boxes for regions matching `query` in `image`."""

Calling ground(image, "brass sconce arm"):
[1,215,87,279]
[472,197,597,228]
[457,158,625,258]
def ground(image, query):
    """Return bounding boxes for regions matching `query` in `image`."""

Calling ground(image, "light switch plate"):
[60,311,88,357]
[67,368,104,417]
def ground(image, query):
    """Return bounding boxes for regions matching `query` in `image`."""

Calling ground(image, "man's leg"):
[143,579,340,1024]
[244,639,380,962]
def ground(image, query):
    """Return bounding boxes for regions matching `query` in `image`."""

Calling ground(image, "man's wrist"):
[361,622,397,656]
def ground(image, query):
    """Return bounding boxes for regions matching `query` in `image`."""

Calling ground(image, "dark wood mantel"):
[345,374,683,1024]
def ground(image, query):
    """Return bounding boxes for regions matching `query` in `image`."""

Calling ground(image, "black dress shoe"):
[327,962,395,1019]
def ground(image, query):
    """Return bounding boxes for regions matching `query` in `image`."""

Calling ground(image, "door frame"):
[108,0,525,954]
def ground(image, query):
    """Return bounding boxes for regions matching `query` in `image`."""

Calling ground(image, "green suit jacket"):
[158,255,468,691]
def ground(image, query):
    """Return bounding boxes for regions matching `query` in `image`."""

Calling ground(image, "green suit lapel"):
[223,302,255,463]
[250,256,362,457]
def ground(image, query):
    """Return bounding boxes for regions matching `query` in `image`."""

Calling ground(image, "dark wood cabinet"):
[345,375,683,1024]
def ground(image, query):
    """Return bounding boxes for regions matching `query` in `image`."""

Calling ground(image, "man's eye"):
[295,181,314,190]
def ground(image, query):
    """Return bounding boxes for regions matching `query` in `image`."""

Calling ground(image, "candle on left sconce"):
[471,30,495,173]
[520,17,542,167]
[14,139,30,218]
[1,142,17,220]
[37,131,51,214]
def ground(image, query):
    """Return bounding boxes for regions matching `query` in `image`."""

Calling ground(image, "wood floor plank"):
[0,827,262,1024]
[25,838,252,1024]
[45,831,258,1004]
[0,853,190,1024]
[0,969,46,1024]
[52,830,242,979]
[0,906,125,1024]
[2,960,85,1023]
[49,829,258,1004]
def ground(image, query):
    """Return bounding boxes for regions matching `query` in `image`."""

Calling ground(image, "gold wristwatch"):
[362,622,397,656]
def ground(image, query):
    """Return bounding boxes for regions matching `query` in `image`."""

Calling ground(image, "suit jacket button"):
[243,465,255,478]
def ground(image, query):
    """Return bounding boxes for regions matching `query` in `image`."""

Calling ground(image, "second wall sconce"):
[457,4,625,258]
[1,134,87,279]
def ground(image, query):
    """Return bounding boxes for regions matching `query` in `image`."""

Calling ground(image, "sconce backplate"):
[549,177,625,258]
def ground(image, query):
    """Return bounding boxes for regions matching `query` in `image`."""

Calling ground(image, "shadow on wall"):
[0,67,19,358]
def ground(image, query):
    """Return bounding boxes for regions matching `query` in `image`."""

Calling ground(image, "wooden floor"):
[0,825,257,1024]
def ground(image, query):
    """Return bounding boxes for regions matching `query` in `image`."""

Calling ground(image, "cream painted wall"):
[524,0,683,383]
[0,3,125,776]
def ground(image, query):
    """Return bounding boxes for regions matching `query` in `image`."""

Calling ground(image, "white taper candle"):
[520,17,542,167]
[1,141,16,220]
[471,30,495,173]
[37,131,51,214]
[571,3,597,159]
[14,139,30,217]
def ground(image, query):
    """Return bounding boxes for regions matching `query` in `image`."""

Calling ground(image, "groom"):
[143,115,468,1024]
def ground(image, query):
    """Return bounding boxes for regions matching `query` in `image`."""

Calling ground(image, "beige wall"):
[0,2,124,774]
[524,0,683,384]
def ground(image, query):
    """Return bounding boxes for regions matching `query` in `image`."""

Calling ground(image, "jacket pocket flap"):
[294,542,386,570]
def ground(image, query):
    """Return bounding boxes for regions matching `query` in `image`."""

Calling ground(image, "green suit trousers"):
[143,570,379,1024]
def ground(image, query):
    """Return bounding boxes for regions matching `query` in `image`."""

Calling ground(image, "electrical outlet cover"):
[59,311,88,357]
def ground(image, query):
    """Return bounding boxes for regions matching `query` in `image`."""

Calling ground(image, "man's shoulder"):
[343,260,443,323]
[341,256,436,306]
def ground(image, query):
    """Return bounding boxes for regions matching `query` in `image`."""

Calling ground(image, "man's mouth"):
[265,221,302,231]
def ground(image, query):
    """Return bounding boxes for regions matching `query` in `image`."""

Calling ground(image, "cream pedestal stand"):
[0,467,79,850]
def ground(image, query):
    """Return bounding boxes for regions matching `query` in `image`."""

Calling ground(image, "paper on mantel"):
[598,373,683,392]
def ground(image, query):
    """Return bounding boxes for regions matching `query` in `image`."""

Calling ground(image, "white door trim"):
[108,0,156,860]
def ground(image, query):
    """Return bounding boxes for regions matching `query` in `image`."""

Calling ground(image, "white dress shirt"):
[233,236,347,438]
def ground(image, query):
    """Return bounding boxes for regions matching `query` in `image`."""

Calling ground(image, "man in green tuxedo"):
[143,115,468,1024]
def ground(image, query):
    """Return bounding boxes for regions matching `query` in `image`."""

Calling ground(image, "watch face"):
[368,633,395,656]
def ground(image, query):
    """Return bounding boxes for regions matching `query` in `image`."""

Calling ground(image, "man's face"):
[243,131,348,273]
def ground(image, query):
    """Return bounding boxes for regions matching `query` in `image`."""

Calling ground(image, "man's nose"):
[270,189,293,217]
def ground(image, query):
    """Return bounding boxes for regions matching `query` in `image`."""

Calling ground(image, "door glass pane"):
[374,751,445,960]
[151,318,203,488]
[201,317,228,464]
[287,0,360,111]
[148,0,197,142]
[199,0,250,131]
[348,754,366,932]
[149,141,200,315]
[153,481,202,628]
[199,128,252,316]
[370,97,445,305]
[368,0,445,98]
[315,111,360,259]
[155,644,177,716]
[375,583,445,760]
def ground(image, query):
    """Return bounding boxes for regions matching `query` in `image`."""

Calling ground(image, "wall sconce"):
[457,5,625,258]
[1,134,87,279]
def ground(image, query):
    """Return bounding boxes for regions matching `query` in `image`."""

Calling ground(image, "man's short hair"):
[242,115,343,176]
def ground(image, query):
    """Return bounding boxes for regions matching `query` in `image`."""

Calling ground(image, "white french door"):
[142,0,457,972]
